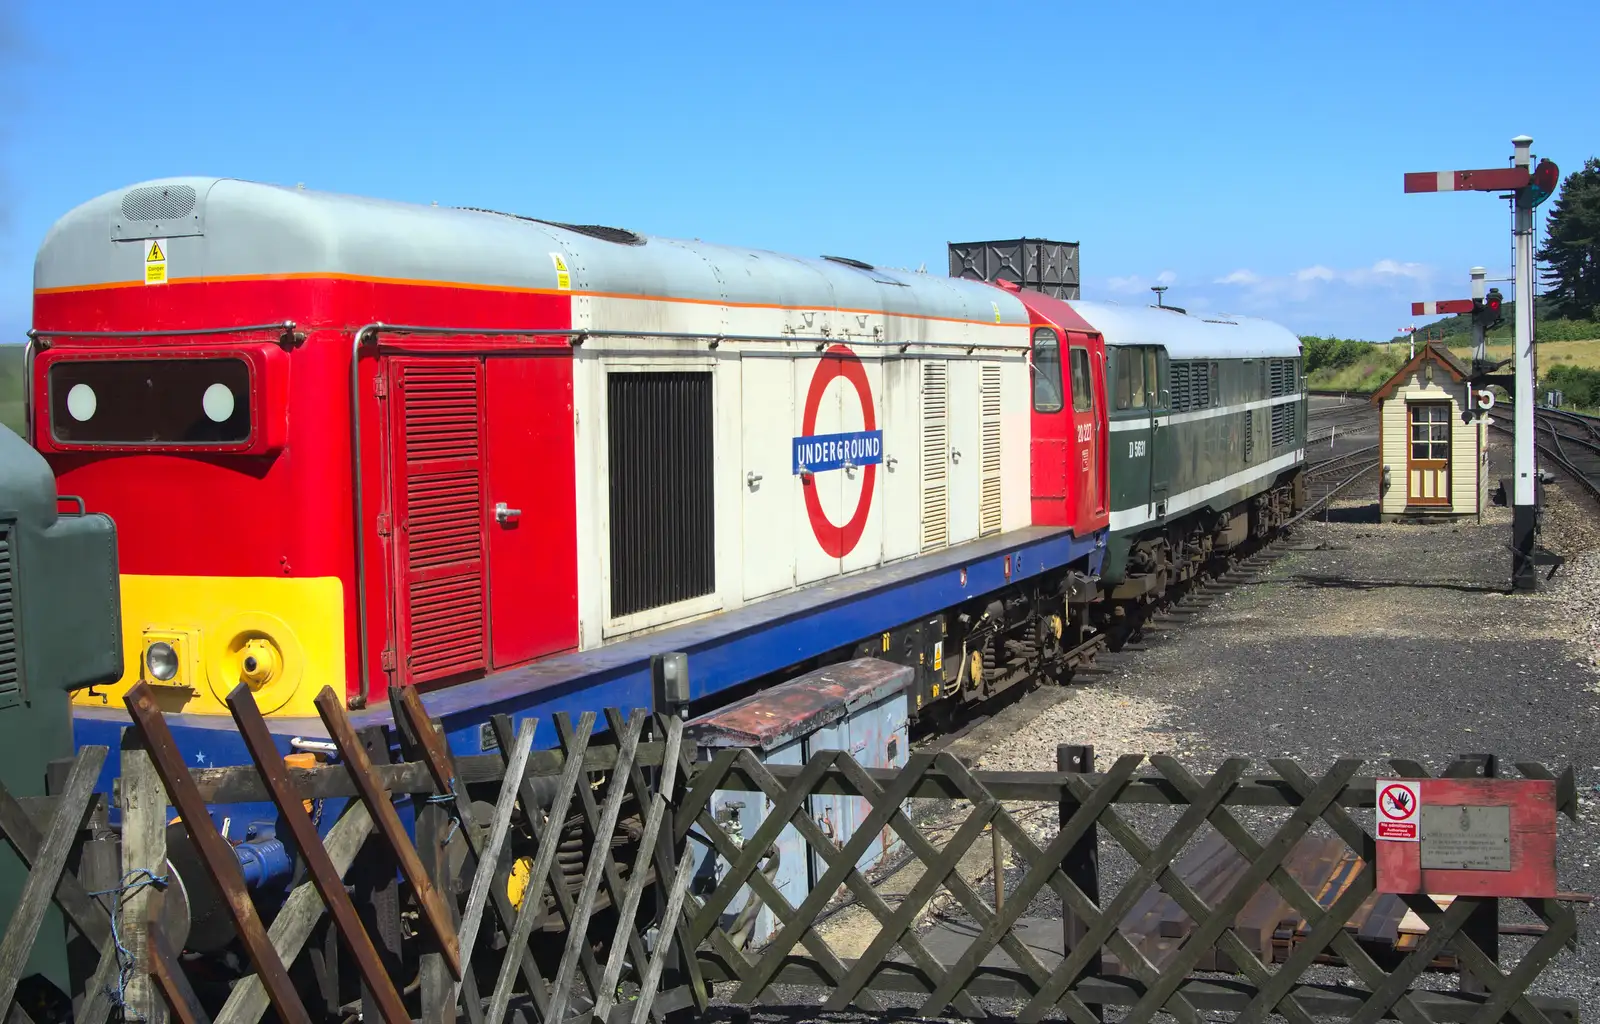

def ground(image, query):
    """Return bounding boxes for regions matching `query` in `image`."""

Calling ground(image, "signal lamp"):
[1528,158,1560,207]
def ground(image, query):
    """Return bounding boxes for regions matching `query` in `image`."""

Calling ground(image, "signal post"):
[1405,136,1559,590]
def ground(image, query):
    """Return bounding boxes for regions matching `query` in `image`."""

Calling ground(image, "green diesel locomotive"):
[1079,301,1306,605]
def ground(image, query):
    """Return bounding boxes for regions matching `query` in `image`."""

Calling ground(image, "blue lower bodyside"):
[74,525,1106,798]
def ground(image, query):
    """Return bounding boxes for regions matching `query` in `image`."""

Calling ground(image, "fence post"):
[1450,753,1500,996]
[119,729,169,1024]
[354,725,405,1024]
[1057,743,1101,1016]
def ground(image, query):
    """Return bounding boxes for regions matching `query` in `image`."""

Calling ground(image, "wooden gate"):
[0,699,1584,1024]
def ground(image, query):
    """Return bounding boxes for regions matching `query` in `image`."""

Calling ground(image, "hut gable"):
[1369,342,1470,404]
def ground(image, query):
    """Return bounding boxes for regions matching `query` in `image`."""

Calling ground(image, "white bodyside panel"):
[841,357,886,575]
[571,294,1030,649]
[947,360,982,545]
[741,356,796,599]
[794,354,841,586]
[880,360,921,562]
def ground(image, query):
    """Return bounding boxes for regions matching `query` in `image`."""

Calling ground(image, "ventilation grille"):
[122,185,196,222]
[406,472,482,569]
[0,525,17,709]
[397,362,485,684]
[1271,403,1294,450]
[920,363,948,552]
[979,363,1003,537]
[607,372,715,618]
[403,367,480,461]
[1171,362,1192,412]
[1244,409,1255,462]
[1269,358,1296,398]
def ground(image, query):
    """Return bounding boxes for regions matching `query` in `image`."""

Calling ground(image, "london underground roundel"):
[792,344,881,557]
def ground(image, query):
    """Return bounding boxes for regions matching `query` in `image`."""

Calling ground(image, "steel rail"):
[1284,459,1381,529]
[1492,404,1600,503]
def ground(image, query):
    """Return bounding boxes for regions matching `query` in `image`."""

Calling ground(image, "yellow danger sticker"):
[144,239,167,285]
[550,252,571,291]
[991,301,1001,323]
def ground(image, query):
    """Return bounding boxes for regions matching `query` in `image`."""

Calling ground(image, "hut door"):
[1406,401,1451,506]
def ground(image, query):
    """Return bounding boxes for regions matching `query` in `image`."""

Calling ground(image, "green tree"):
[1537,157,1600,320]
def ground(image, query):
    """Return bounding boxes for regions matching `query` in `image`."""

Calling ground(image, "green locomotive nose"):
[0,424,122,996]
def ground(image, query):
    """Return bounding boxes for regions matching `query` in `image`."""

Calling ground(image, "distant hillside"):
[0,345,21,437]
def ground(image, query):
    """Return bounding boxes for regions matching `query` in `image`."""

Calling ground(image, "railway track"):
[1292,445,1381,525]
[919,442,1384,756]
[1491,403,1600,502]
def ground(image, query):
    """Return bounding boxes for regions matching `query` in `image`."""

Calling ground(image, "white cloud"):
[1104,274,1147,294]
[1214,269,1260,286]
[1295,265,1337,283]
[1102,270,1178,295]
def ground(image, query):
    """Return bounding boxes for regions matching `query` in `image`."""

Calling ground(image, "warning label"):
[144,238,167,285]
[550,252,571,291]
[1376,780,1421,842]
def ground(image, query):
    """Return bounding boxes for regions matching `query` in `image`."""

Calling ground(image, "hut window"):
[1410,403,1450,461]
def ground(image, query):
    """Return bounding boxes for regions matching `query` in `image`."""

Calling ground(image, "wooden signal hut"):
[1371,342,1489,520]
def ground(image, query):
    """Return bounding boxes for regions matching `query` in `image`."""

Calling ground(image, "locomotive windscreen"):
[48,358,251,445]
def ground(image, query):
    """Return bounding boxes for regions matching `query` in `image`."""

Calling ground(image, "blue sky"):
[4,1,1596,341]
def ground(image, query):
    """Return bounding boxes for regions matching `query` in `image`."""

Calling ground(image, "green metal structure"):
[0,424,122,993]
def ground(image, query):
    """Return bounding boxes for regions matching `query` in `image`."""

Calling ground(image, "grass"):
[1308,337,1600,397]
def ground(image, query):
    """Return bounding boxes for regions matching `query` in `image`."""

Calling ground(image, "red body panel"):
[1011,290,1109,538]
[32,276,577,701]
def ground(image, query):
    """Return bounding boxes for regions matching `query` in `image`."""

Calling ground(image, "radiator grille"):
[979,363,1003,537]
[920,363,948,552]
[1171,360,1218,412]
[1244,409,1255,462]
[397,361,485,684]
[1171,361,1192,412]
[0,525,16,709]
[607,372,715,618]
[1269,358,1296,398]
[122,185,196,221]
[1271,403,1294,450]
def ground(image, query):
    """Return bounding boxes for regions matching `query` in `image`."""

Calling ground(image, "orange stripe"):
[35,271,1021,329]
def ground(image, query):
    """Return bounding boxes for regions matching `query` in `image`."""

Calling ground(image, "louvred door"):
[388,358,488,686]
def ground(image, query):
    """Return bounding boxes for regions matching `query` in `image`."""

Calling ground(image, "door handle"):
[950,449,962,464]
[494,502,521,525]
[746,471,762,490]
[885,455,898,470]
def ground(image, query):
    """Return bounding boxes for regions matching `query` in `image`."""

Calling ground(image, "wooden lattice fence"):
[0,692,1585,1024]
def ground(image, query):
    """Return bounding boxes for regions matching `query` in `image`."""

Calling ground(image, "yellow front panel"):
[72,575,346,716]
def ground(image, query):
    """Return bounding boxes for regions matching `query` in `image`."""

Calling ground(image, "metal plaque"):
[1420,805,1511,870]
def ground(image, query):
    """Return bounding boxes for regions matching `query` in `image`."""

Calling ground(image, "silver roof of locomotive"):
[34,177,1030,329]
[1069,299,1302,360]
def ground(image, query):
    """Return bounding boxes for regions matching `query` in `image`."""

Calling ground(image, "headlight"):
[146,641,179,681]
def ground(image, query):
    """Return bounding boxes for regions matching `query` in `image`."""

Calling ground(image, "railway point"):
[1,11,1597,1024]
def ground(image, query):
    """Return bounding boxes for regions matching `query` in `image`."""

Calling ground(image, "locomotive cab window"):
[1115,348,1146,410]
[1069,347,1092,412]
[49,358,252,445]
[1030,328,1064,413]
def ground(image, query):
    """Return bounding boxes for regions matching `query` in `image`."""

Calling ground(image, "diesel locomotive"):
[28,178,1305,768]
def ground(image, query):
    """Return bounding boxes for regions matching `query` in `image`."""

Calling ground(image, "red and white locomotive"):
[30,178,1127,757]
